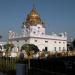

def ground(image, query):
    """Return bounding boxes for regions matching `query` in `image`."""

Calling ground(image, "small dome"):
[25,7,42,25]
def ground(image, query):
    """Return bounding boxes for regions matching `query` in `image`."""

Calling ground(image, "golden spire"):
[25,4,42,26]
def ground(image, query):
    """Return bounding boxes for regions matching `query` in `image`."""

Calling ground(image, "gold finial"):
[24,0,43,26]
[25,1,42,25]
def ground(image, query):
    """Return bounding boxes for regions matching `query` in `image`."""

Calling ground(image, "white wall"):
[29,37,67,52]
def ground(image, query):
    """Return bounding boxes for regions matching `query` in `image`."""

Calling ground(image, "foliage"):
[39,51,45,59]
[21,44,39,55]
[3,43,14,57]
[68,39,75,51]
[21,44,39,69]
[67,43,73,51]
[0,57,18,72]
[4,43,14,51]
[72,39,75,49]
[42,49,48,53]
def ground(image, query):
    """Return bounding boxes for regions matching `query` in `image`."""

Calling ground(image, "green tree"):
[72,39,75,49]
[21,44,39,69]
[67,39,75,51]
[21,44,39,54]
[67,43,73,51]
[4,43,14,57]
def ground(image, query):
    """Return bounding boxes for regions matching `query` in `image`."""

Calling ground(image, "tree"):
[21,44,39,69]
[21,44,39,54]
[67,43,73,51]
[4,43,14,57]
[68,39,75,51]
[4,43,14,51]
[72,39,75,49]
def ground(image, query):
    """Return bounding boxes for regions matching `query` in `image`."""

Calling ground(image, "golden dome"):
[25,7,42,25]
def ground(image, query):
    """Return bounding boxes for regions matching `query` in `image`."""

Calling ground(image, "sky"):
[0,0,75,41]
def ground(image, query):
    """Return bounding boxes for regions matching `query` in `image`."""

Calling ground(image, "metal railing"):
[0,57,18,72]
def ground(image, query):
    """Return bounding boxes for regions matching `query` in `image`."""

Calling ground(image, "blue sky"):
[0,0,75,41]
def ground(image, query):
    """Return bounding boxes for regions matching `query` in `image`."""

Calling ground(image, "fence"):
[28,57,74,75]
[0,56,74,75]
[0,57,18,72]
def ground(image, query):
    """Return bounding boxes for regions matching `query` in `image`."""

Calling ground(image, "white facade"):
[8,7,67,52]
[0,42,6,51]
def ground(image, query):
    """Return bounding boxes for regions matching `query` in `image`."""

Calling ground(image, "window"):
[35,40,37,42]
[59,47,61,51]
[45,41,48,43]
[63,47,65,50]
[59,42,61,43]
[54,47,56,51]
[54,41,56,43]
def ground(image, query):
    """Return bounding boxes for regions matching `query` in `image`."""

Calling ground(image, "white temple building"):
[8,6,67,52]
[0,42,6,51]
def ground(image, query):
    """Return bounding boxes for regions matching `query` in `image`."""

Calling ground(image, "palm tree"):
[21,44,39,69]
[4,43,14,57]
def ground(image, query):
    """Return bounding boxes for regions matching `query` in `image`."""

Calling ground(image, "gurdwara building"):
[8,6,67,52]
